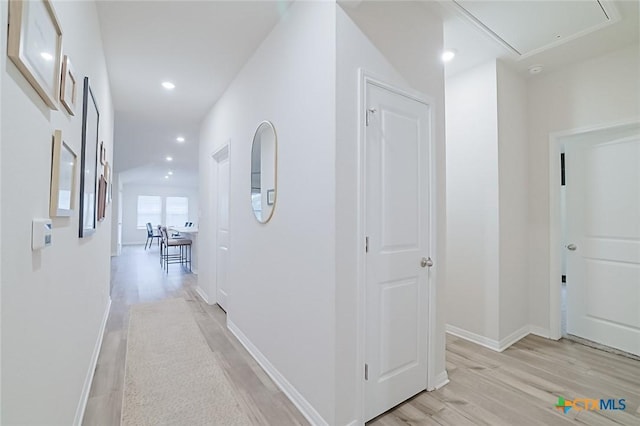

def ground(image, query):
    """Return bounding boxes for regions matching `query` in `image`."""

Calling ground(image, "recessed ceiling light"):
[168,171,174,175]
[40,52,53,61]
[176,136,185,143]
[166,156,173,162]
[442,49,456,63]
[162,81,175,90]
[164,175,169,179]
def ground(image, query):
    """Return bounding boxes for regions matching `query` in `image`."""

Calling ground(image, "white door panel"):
[566,134,640,356]
[380,110,420,250]
[379,279,420,377]
[365,82,430,421]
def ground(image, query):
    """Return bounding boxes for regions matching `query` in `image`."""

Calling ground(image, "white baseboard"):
[446,324,531,353]
[343,421,359,426]
[430,370,450,390]
[74,297,112,426]
[194,286,210,305]
[529,326,552,339]
[446,324,502,351]
[227,320,329,426]
[498,325,531,351]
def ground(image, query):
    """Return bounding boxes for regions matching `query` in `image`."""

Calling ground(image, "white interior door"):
[565,132,640,356]
[365,82,431,421]
[214,147,230,311]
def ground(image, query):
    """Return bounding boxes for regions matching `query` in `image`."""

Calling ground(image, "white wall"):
[336,3,448,424]
[121,183,199,245]
[200,2,447,423]
[496,61,529,339]
[0,1,114,424]
[527,45,640,333]
[445,59,529,346]
[445,61,500,341]
[199,2,336,423]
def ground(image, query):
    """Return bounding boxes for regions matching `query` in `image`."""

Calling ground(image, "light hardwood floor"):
[371,335,640,426]
[82,245,308,426]
[85,246,640,425]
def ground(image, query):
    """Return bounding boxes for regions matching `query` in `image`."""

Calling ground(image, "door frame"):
[210,142,230,307]
[547,119,640,340]
[356,70,439,423]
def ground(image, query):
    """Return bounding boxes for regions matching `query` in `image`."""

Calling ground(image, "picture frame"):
[79,77,99,237]
[267,189,275,206]
[97,175,107,222]
[107,164,113,204]
[60,55,77,115]
[100,141,106,165]
[49,130,77,217]
[7,0,63,110]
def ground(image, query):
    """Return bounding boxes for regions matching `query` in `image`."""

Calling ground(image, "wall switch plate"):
[32,219,52,250]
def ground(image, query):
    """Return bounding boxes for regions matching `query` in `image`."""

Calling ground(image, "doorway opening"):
[550,120,640,356]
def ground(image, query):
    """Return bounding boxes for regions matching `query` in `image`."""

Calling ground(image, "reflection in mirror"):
[251,121,277,223]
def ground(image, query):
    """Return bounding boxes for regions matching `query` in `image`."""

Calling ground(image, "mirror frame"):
[251,120,278,224]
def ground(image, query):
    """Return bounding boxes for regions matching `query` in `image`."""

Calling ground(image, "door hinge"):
[365,236,369,253]
[561,152,566,186]
[366,108,376,126]
[364,363,369,380]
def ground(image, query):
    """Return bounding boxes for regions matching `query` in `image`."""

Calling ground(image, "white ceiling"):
[113,112,200,187]
[440,0,639,77]
[99,0,638,187]
[97,1,291,186]
[453,0,613,56]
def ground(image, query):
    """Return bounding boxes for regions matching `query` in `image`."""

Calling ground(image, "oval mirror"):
[251,121,277,223]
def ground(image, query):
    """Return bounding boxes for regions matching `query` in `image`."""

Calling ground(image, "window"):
[166,197,189,226]
[136,196,162,228]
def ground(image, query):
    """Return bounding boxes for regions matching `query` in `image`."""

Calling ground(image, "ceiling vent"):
[451,0,620,59]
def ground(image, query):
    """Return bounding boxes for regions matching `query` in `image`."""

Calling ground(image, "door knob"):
[421,257,433,268]
[567,244,577,251]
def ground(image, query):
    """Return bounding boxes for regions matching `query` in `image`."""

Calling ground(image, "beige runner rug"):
[122,298,252,425]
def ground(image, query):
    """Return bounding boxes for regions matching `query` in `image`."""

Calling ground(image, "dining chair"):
[159,226,192,272]
[145,222,162,249]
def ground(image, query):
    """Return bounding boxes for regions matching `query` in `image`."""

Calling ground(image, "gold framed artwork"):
[103,162,110,182]
[97,175,107,222]
[103,161,111,205]
[100,141,106,165]
[60,55,77,115]
[7,0,63,110]
[106,163,113,204]
[50,130,77,217]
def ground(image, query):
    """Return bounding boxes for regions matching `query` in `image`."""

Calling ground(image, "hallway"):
[82,246,308,425]
[83,247,640,426]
